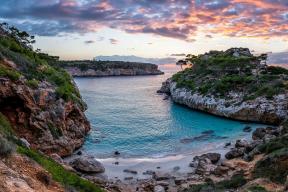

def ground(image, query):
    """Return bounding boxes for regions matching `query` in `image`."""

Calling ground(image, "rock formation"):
[57,60,164,77]
[159,48,288,125]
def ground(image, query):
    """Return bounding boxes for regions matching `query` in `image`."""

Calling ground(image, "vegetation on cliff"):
[0,24,102,191]
[172,48,288,100]
[0,23,81,103]
[56,60,160,71]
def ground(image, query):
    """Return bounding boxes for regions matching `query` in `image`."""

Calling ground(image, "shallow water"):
[75,67,266,159]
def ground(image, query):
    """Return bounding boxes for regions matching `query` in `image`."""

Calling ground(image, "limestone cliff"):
[0,26,90,157]
[57,60,164,77]
[159,48,288,125]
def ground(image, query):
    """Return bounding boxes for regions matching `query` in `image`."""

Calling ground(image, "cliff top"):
[55,60,160,71]
[172,48,288,100]
[0,23,83,106]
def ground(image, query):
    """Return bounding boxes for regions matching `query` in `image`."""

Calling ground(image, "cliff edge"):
[159,48,288,125]
[0,24,90,157]
[56,60,164,77]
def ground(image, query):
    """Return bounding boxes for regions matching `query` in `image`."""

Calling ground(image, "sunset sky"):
[0,0,288,62]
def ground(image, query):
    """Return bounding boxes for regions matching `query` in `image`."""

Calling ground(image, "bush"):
[253,148,288,184]
[0,136,15,157]
[26,79,39,88]
[47,123,63,139]
[246,185,267,192]
[184,172,247,192]
[0,112,14,137]
[0,64,21,81]
[17,146,103,192]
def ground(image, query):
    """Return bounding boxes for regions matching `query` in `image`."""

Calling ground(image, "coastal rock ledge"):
[160,79,287,125]
[58,60,164,77]
[158,48,288,125]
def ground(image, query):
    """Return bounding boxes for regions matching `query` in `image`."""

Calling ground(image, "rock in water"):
[71,157,105,173]
[243,126,252,132]
[123,169,138,174]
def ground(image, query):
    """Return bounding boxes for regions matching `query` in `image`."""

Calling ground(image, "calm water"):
[75,67,265,158]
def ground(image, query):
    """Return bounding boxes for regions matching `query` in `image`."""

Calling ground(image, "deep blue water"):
[75,68,266,158]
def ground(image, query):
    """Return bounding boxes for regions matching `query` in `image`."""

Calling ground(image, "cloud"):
[0,0,287,41]
[84,40,94,44]
[97,36,104,41]
[109,38,118,44]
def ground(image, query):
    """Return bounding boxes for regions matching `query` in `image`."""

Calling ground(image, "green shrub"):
[47,123,63,139]
[246,185,267,192]
[258,135,288,154]
[216,171,247,189]
[0,112,14,137]
[184,172,247,192]
[17,146,103,192]
[0,65,21,81]
[26,79,39,88]
[253,148,288,184]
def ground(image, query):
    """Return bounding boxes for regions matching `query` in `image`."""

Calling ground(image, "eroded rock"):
[70,156,105,174]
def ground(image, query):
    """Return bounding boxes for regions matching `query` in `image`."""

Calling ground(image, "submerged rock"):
[201,130,215,135]
[70,156,105,174]
[123,169,138,174]
[243,126,252,132]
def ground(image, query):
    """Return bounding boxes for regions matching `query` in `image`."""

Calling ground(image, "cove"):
[75,72,267,159]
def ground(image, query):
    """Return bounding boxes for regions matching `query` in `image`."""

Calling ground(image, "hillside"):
[159,48,288,124]
[0,24,104,191]
[56,60,164,77]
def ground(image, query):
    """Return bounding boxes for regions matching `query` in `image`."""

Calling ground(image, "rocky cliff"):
[159,48,288,125]
[0,26,90,157]
[57,60,164,77]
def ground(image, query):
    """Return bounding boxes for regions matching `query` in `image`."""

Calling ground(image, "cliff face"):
[160,79,287,124]
[0,27,91,157]
[0,59,90,157]
[159,48,288,125]
[57,60,164,77]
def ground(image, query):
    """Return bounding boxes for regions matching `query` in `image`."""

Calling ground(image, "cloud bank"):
[0,0,287,41]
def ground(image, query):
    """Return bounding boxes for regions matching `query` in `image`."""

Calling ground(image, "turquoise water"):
[75,68,266,158]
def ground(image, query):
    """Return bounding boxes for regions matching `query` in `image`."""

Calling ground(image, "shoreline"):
[66,136,245,182]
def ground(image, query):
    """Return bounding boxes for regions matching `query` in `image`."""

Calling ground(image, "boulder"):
[190,153,220,176]
[154,185,165,192]
[19,138,30,149]
[252,128,266,140]
[213,165,230,176]
[70,156,105,174]
[225,148,245,159]
[50,153,63,164]
[193,153,221,164]
[235,139,249,148]
[153,172,171,181]
[194,158,217,175]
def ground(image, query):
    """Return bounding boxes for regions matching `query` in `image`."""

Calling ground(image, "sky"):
[0,0,288,63]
